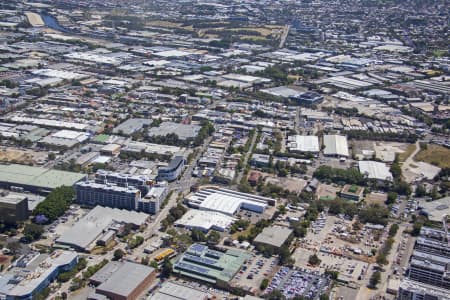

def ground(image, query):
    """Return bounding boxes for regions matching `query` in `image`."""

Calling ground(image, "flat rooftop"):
[0,163,86,190]
[253,225,293,248]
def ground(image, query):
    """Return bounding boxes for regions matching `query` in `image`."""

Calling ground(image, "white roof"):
[323,135,349,157]
[288,135,320,153]
[175,210,236,232]
[358,161,393,181]
[186,188,273,216]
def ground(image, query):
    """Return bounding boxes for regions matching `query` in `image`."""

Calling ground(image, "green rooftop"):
[0,163,86,190]
[348,185,358,193]
[174,244,251,284]
[92,134,110,143]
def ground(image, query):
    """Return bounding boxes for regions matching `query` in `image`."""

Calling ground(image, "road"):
[234,131,258,184]
[279,24,290,48]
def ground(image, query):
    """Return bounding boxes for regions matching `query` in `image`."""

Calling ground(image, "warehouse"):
[150,281,208,300]
[175,209,236,232]
[418,196,450,223]
[148,121,201,141]
[185,188,276,216]
[56,206,149,251]
[323,135,349,157]
[287,135,320,153]
[90,261,156,300]
[358,161,393,182]
[0,163,86,194]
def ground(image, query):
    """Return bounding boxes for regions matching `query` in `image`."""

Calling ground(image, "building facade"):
[158,156,185,182]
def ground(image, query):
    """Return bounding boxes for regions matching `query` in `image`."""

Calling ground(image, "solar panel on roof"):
[176,262,210,275]
[184,254,217,266]
[190,244,207,253]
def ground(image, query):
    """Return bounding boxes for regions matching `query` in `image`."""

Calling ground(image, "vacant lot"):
[0,148,47,165]
[397,143,416,162]
[415,144,450,169]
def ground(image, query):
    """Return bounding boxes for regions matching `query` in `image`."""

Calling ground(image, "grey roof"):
[419,197,450,223]
[96,261,155,298]
[323,135,349,157]
[0,163,86,190]
[358,161,393,181]
[113,118,152,135]
[56,206,148,250]
[150,281,208,300]
[148,121,201,140]
[253,225,293,248]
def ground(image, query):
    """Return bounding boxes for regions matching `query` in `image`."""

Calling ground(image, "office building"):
[0,251,78,300]
[137,186,168,214]
[95,170,151,194]
[340,184,364,201]
[408,250,450,289]
[398,278,450,300]
[75,181,141,211]
[0,192,28,224]
[290,91,323,106]
[158,156,185,182]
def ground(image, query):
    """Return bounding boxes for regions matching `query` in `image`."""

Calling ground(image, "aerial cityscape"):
[0,0,448,299]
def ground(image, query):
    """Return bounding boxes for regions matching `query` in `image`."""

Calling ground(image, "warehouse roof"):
[148,122,201,141]
[358,161,392,181]
[185,188,274,216]
[56,206,148,250]
[0,163,86,190]
[418,196,450,223]
[287,135,320,153]
[175,209,236,232]
[94,261,155,298]
[253,225,293,248]
[150,281,208,300]
[323,135,349,157]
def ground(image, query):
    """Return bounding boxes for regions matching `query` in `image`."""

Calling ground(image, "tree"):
[415,184,426,197]
[33,186,75,223]
[150,260,158,269]
[386,192,398,205]
[265,290,285,300]
[320,295,330,300]
[113,249,124,261]
[260,278,269,290]
[369,271,381,288]
[48,152,56,160]
[161,257,172,278]
[6,241,20,255]
[389,224,399,237]
[207,231,221,245]
[279,245,294,266]
[308,254,321,266]
[191,229,206,242]
[23,223,44,241]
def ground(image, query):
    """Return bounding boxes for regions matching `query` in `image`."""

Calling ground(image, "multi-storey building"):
[157,156,185,182]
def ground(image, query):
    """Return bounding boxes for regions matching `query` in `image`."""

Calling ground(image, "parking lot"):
[264,266,330,299]
[231,254,278,293]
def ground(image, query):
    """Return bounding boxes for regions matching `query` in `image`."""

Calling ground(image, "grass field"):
[414,144,450,169]
[398,143,416,162]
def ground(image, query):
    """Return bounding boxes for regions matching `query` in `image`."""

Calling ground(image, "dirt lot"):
[0,147,48,165]
[414,144,450,168]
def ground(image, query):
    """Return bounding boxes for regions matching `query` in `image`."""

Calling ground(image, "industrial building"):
[253,225,293,251]
[174,209,236,232]
[418,196,450,223]
[56,206,149,251]
[149,281,209,300]
[408,250,450,289]
[75,181,141,211]
[323,135,349,157]
[0,163,86,194]
[0,192,28,224]
[358,161,393,182]
[290,91,324,106]
[287,135,320,153]
[173,244,251,287]
[148,121,201,141]
[185,188,276,216]
[158,156,185,182]
[0,251,78,300]
[90,261,156,300]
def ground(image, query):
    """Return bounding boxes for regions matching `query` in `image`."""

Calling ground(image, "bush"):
[369,271,381,288]
[308,254,321,266]
[260,278,269,290]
